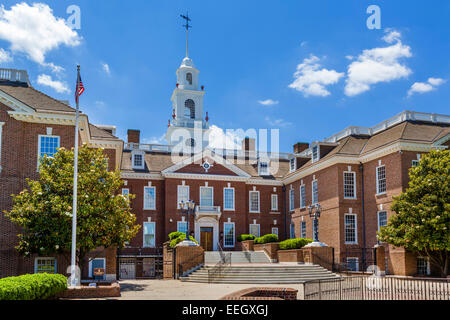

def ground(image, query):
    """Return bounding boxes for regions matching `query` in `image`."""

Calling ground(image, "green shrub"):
[254,234,278,244]
[0,273,67,300]
[237,234,256,242]
[279,238,313,250]
[169,231,185,241]
[169,234,199,248]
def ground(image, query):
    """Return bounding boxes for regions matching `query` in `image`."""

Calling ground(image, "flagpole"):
[70,65,81,287]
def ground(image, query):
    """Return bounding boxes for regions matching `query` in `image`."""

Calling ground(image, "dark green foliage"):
[169,234,198,248]
[279,238,313,250]
[237,234,256,242]
[168,231,185,241]
[0,273,67,300]
[254,234,279,244]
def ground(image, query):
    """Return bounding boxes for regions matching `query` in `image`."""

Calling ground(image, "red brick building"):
[0,64,448,280]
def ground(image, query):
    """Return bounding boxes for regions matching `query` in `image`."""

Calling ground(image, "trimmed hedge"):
[237,234,256,242]
[0,273,67,300]
[279,238,313,250]
[169,233,199,248]
[169,231,185,241]
[254,234,278,244]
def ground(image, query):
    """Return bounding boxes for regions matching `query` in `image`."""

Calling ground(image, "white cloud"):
[36,74,70,94]
[0,48,12,63]
[345,30,412,97]
[207,125,243,150]
[101,63,111,75]
[288,55,344,97]
[408,77,446,97]
[265,117,292,128]
[258,99,279,106]
[0,3,81,71]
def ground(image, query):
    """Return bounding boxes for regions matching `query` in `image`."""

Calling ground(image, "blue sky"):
[0,0,449,153]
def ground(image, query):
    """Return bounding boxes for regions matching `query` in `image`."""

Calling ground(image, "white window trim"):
[289,157,296,173]
[301,221,307,238]
[289,189,295,212]
[249,223,260,237]
[258,160,270,176]
[290,223,295,239]
[376,165,387,195]
[343,171,357,199]
[417,256,431,275]
[177,185,190,209]
[377,211,388,231]
[34,257,57,274]
[271,194,278,211]
[249,190,260,213]
[312,180,318,205]
[177,221,188,233]
[88,257,106,278]
[412,159,420,167]
[131,150,145,170]
[300,184,306,209]
[344,213,358,244]
[223,187,235,211]
[223,222,235,248]
[347,257,359,272]
[0,122,4,172]
[200,186,214,207]
[143,186,156,210]
[37,134,60,168]
[271,227,278,236]
[311,144,320,163]
[143,221,156,248]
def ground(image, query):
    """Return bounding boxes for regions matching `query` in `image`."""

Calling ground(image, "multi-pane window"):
[312,145,319,163]
[259,161,269,175]
[347,258,359,271]
[301,221,306,238]
[412,160,420,167]
[143,222,155,247]
[376,165,386,194]
[290,223,295,239]
[344,214,357,244]
[300,185,306,208]
[200,186,213,207]
[177,185,189,208]
[312,180,318,205]
[289,189,295,211]
[344,171,356,199]
[177,221,187,234]
[290,158,296,172]
[223,188,235,211]
[378,211,387,231]
[224,223,235,247]
[143,187,156,210]
[271,227,278,236]
[417,257,430,275]
[133,154,143,168]
[271,194,278,211]
[38,135,60,163]
[249,191,260,213]
[249,224,260,237]
[35,258,56,274]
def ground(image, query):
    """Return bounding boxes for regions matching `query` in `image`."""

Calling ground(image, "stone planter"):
[254,243,279,262]
[239,240,254,251]
[277,249,304,263]
[57,282,120,299]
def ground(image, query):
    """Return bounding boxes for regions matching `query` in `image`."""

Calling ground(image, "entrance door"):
[200,227,214,251]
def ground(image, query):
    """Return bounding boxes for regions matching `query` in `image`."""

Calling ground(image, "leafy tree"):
[378,150,449,277]
[4,145,140,272]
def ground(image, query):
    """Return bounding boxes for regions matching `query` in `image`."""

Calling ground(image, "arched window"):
[184,99,195,119]
[186,73,192,85]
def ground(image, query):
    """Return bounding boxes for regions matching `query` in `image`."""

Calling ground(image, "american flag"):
[75,73,85,104]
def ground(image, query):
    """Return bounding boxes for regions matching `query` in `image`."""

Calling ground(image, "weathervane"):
[180,12,192,57]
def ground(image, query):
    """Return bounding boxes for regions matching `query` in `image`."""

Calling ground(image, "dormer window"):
[258,161,269,176]
[186,72,192,85]
[132,151,145,170]
[312,144,320,163]
[289,158,296,172]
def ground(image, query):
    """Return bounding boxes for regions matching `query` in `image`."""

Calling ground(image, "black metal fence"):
[304,276,450,300]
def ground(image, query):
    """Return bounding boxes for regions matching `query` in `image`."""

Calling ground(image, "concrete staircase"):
[181,264,341,283]
[204,251,270,264]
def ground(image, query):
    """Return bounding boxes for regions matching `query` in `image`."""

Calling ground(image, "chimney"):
[242,137,255,152]
[293,142,309,154]
[127,129,140,144]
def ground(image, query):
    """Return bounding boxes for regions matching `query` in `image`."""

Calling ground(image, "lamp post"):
[305,203,328,247]
[178,200,198,246]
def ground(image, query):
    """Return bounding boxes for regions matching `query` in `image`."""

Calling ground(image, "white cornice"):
[7,111,76,125]
[246,179,284,186]
[0,90,35,113]
[120,172,164,180]
[163,172,249,182]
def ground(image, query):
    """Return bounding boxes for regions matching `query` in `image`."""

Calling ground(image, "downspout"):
[359,162,367,268]
[282,185,287,241]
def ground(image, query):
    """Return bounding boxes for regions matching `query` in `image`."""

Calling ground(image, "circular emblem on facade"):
[201,160,213,172]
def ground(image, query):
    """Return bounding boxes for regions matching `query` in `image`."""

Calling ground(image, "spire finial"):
[180,12,192,57]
